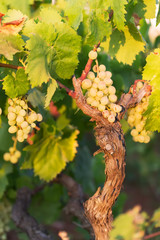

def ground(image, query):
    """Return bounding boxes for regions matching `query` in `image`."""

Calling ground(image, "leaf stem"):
[144,231,160,239]
[0,63,24,70]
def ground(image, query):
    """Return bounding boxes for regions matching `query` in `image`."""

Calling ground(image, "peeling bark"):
[72,76,148,240]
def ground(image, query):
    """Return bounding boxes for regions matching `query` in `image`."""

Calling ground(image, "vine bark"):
[72,76,149,240]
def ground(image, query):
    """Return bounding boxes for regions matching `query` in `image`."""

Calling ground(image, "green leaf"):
[2,9,27,23]
[143,0,156,19]
[0,34,24,60]
[85,11,112,45]
[45,78,58,108]
[26,34,51,87]
[107,0,127,30]
[144,89,160,132]
[3,68,30,98]
[0,163,13,199]
[64,0,85,30]
[24,123,79,181]
[151,208,160,227]
[5,0,30,16]
[0,117,13,152]
[102,23,145,65]
[156,3,160,26]
[27,88,45,108]
[142,48,160,89]
[49,23,81,79]
[110,213,135,240]
[40,7,62,25]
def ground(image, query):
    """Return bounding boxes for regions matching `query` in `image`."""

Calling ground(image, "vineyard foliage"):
[0,0,160,239]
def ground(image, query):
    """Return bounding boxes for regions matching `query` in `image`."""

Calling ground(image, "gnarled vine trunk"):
[72,76,147,240]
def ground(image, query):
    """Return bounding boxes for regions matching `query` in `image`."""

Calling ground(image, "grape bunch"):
[7,98,42,143]
[3,146,21,164]
[127,81,151,143]
[81,50,122,123]
[0,200,12,240]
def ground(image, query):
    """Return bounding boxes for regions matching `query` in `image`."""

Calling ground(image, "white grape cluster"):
[0,200,11,240]
[3,146,21,164]
[82,50,122,123]
[7,98,43,143]
[127,81,151,143]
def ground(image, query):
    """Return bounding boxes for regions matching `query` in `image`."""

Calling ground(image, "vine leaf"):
[143,0,156,19]
[107,0,127,30]
[3,68,30,98]
[23,123,79,182]
[25,22,81,87]
[45,78,58,108]
[142,48,160,89]
[26,34,51,88]
[151,208,160,227]
[85,11,112,45]
[0,34,24,60]
[39,7,62,25]
[1,9,27,34]
[0,163,13,199]
[102,23,145,65]
[110,213,135,239]
[64,0,86,30]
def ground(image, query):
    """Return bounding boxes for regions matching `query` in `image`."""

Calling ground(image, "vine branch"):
[144,231,160,239]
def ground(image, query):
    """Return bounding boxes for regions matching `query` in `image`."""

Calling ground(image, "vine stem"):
[144,231,160,239]
[0,63,24,70]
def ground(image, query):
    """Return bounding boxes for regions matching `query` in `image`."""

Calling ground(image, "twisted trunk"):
[72,76,146,240]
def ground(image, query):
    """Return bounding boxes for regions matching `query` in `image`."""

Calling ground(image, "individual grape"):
[104,78,113,86]
[91,100,99,107]
[98,81,106,90]
[99,71,106,80]
[10,155,18,164]
[31,123,36,128]
[108,114,115,123]
[21,121,28,129]
[112,104,122,113]
[87,71,95,80]
[87,97,94,105]
[20,100,25,107]
[88,50,97,60]
[97,91,104,98]
[8,126,17,134]
[19,109,26,117]
[8,120,16,126]
[92,83,98,89]
[17,135,24,142]
[30,112,37,122]
[3,153,10,161]
[99,64,106,72]
[108,86,116,94]
[14,151,21,158]
[136,123,144,132]
[105,71,112,79]
[82,79,92,89]
[8,106,15,112]
[97,47,101,52]
[98,104,105,112]
[88,88,97,97]
[9,147,15,153]
[144,135,150,143]
[93,65,98,72]
[94,77,100,83]
[16,115,24,124]
[102,110,110,118]
[15,105,21,113]
[109,94,117,103]
[100,96,109,105]
[17,129,23,136]
[8,112,16,121]
[137,81,143,89]
[103,88,109,95]
[131,129,138,137]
